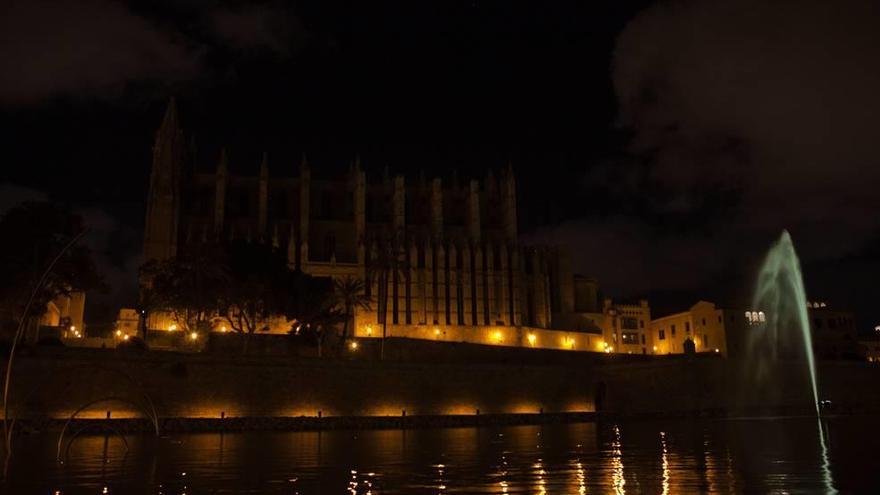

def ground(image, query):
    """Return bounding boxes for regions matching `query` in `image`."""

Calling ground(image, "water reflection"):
[7,417,877,494]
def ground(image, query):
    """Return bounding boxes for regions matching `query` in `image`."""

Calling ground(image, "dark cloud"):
[0,0,306,105]
[0,0,200,105]
[208,4,306,55]
[0,184,47,213]
[539,0,880,315]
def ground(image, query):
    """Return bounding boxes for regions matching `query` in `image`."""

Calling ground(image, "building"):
[806,301,858,359]
[649,301,730,356]
[38,291,86,340]
[650,300,858,359]
[141,99,610,353]
[601,299,651,355]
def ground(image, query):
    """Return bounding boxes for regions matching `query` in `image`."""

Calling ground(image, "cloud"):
[76,207,141,309]
[208,4,305,55]
[0,0,306,105]
[552,0,880,303]
[0,184,47,214]
[0,0,201,105]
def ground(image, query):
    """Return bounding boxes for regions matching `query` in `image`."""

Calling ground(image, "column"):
[424,241,434,325]
[510,245,522,326]
[354,166,366,269]
[461,243,473,325]
[474,243,486,325]
[485,241,496,324]
[448,242,459,325]
[408,241,419,325]
[499,243,510,326]
[436,243,447,325]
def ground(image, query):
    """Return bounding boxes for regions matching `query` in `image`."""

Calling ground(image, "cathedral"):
[143,99,643,353]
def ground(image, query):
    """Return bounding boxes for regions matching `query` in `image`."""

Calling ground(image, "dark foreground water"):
[3,416,878,494]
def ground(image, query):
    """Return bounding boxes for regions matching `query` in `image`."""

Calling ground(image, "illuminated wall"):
[7,351,599,420]
[649,301,730,356]
[352,310,606,353]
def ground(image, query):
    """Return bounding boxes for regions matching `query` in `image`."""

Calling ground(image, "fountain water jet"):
[751,230,835,492]
[750,230,819,415]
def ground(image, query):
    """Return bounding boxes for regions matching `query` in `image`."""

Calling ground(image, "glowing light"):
[492,331,503,343]
[69,325,76,331]
[714,348,720,353]
[168,324,178,331]
[562,336,575,349]
[115,330,122,337]
[189,331,198,341]
[435,328,441,337]
[220,325,227,333]
[611,425,625,494]
[349,341,359,351]
[123,335,130,341]
[660,432,669,495]
[596,340,606,351]
[527,333,537,345]
[652,345,658,352]
[365,324,373,336]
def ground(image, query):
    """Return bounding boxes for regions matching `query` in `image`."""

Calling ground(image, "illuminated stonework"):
[136,100,628,352]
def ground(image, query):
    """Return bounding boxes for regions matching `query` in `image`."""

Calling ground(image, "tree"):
[366,233,409,360]
[333,276,371,347]
[0,202,103,341]
[284,271,342,357]
[217,241,290,353]
[139,242,228,335]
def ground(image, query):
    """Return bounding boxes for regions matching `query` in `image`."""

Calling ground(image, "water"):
[4,416,878,494]
[751,230,820,414]
[750,231,835,493]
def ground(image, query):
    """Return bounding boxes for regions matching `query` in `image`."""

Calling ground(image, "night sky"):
[1,0,878,330]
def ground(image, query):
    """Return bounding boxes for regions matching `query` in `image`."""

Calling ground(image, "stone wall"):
[595,357,880,416]
[6,348,596,421]
[6,348,880,425]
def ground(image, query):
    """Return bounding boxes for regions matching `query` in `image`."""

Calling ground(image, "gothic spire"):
[159,97,180,136]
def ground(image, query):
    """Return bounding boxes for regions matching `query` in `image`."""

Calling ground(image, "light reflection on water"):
[5,416,878,494]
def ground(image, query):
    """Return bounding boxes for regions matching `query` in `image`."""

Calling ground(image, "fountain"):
[750,230,834,492]
[749,230,819,414]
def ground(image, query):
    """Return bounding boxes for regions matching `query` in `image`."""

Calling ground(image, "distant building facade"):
[141,99,612,352]
[649,301,731,356]
[650,300,858,359]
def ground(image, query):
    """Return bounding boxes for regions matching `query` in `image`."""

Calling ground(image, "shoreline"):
[14,407,868,434]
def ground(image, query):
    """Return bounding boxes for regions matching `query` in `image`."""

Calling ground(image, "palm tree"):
[366,232,409,360]
[333,276,372,347]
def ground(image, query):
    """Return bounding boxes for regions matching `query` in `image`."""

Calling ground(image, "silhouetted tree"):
[284,271,342,357]
[0,201,103,341]
[217,241,292,352]
[333,276,371,346]
[140,242,228,334]
[366,233,408,360]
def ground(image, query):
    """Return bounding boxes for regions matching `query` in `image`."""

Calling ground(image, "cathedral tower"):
[143,98,184,264]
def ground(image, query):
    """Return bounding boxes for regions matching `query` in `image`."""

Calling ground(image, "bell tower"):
[143,98,184,264]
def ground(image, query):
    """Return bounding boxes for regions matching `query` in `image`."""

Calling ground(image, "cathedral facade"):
[144,100,622,352]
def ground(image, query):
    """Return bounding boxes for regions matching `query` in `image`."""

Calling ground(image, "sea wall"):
[6,347,880,426]
[5,348,597,421]
[596,357,880,416]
